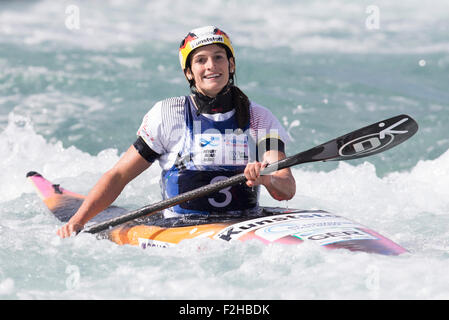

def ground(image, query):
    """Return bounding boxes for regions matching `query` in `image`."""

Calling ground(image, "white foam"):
[289,155,449,218]
[0,278,14,296]
[0,113,115,201]
[1,101,449,300]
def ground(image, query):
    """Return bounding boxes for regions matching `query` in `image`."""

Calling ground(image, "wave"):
[0,0,448,54]
[1,112,449,299]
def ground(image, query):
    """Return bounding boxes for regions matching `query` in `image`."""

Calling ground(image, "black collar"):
[192,85,234,115]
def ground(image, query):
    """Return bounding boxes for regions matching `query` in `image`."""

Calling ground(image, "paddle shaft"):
[82,114,418,234]
[82,164,279,234]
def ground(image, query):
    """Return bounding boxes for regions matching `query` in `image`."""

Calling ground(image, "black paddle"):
[82,114,418,234]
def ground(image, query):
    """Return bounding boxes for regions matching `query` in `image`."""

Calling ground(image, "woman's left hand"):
[244,150,296,201]
[244,161,269,187]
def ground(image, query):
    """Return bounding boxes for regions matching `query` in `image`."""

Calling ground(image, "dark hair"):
[230,85,250,130]
[185,44,250,129]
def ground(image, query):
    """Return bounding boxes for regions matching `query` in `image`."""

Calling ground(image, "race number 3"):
[208,176,232,208]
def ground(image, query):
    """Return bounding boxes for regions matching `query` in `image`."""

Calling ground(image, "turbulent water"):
[1,0,449,300]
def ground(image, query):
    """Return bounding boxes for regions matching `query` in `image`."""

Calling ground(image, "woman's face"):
[186,44,235,97]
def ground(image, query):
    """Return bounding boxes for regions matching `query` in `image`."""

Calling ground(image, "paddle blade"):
[329,114,418,161]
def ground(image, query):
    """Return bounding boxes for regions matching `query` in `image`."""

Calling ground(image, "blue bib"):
[160,96,259,215]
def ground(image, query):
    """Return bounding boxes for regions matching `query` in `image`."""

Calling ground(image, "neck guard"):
[192,85,234,115]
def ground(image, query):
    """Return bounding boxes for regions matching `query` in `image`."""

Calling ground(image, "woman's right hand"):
[57,219,84,238]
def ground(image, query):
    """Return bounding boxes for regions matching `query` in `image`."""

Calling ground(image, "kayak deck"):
[27,171,408,255]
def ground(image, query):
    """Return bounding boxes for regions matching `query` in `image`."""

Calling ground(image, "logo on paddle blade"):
[338,118,409,157]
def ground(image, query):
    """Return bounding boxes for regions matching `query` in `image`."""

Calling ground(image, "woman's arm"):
[57,145,152,238]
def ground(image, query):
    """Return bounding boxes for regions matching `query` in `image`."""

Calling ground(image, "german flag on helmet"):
[179,26,235,71]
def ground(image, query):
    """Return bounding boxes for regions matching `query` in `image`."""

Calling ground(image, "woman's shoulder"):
[153,96,187,109]
[248,101,289,138]
[137,96,188,147]
[143,96,186,118]
[248,101,278,122]
[249,101,268,111]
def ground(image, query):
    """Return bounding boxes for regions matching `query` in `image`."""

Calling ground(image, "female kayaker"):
[57,26,296,238]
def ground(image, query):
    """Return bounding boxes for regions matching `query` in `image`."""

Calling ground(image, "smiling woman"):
[57,25,295,238]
